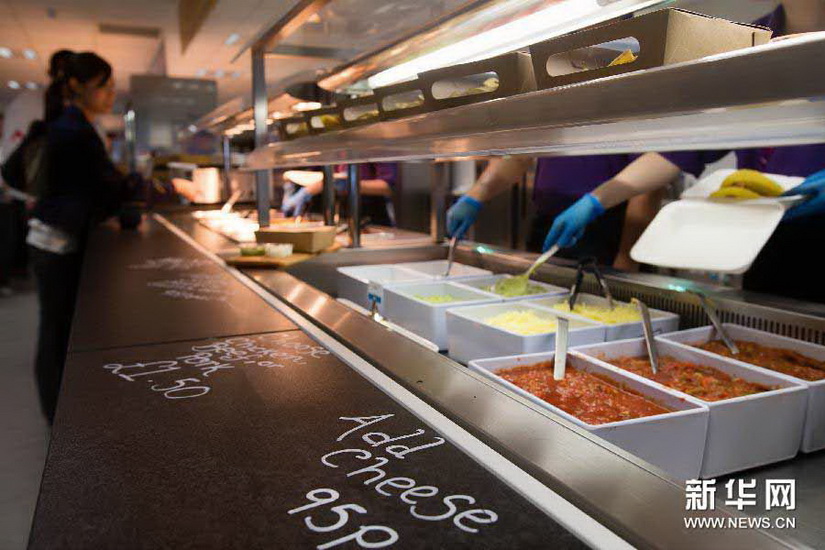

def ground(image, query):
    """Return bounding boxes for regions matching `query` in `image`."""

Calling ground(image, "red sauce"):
[496,362,672,425]
[696,340,825,382]
[610,355,773,402]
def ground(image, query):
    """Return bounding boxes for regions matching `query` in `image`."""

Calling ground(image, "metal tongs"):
[569,257,614,311]
[443,236,459,277]
[632,298,659,374]
[691,291,739,355]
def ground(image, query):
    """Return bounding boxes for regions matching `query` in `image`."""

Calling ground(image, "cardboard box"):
[304,106,343,135]
[529,8,772,90]
[277,115,311,141]
[420,51,536,111]
[255,225,336,253]
[374,79,430,121]
[338,95,382,128]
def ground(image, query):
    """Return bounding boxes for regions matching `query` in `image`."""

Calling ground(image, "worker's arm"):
[591,153,682,209]
[447,157,532,238]
[613,188,665,271]
[542,153,681,252]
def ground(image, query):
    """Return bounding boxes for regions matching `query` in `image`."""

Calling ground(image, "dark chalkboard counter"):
[69,218,296,352]
[31,332,588,549]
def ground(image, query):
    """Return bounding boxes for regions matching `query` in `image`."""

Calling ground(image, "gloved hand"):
[542,193,605,252]
[783,169,825,222]
[446,196,482,239]
[282,186,313,217]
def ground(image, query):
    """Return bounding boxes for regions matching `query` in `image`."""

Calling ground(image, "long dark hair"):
[44,49,74,122]
[45,51,113,121]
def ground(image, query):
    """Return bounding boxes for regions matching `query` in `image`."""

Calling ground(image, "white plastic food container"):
[445,301,605,364]
[469,351,709,480]
[573,338,808,478]
[384,281,501,350]
[530,293,680,341]
[396,260,492,280]
[660,324,825,453]
[630,200,786,274]
[337,265,432,313]
[452,274,567,302]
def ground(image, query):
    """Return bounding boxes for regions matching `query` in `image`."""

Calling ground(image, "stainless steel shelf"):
[248,34,825,169]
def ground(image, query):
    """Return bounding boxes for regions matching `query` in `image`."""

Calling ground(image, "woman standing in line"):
[28,52,128,423]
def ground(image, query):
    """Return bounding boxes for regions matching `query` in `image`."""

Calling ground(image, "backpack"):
[1,120,48,198]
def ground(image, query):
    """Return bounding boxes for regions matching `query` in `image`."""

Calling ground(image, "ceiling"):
[0,0,301,111]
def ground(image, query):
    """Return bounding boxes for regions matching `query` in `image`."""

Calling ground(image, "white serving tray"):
[630,200,786,274]
[452,274,567,302]
[396,260,492,280]
[660,324,825,453]
[470,351,709,481]
[529,293,680,341]
[445,301,605,364]
[337,264,432,313]
[384,281,501,350]
[681,169,803,207]
[573,338,807,478]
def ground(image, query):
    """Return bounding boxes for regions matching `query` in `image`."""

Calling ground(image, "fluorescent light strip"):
[368,0,664,88]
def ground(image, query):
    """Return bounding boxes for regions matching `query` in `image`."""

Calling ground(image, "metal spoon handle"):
[443,236,458,277]
[633,298,659,375]
[554,317,570,380]
[694,292,739,355]
[526,245,559,278]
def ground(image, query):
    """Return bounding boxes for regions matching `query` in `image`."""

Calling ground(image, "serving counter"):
[28,212,825,549]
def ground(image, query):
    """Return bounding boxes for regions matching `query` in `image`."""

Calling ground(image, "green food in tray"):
[240,245,266,257]
[485,281,546,297]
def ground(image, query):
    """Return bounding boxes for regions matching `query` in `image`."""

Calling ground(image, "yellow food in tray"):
[553,302,640,324]
[608,49,638,67]
[485,310,557,336]
[449,77,500,98]
[710,169,783,200]
[318,114,342,129]
[354,110,379,121]
[415,294,463,304]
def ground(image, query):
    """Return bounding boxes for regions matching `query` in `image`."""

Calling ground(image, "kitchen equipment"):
[633,298,660,374]
[443,236,458,277]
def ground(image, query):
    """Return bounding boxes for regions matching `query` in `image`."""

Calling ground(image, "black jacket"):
[32,106,126,238]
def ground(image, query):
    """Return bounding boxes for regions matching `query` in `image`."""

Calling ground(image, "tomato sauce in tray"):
[696,340,825,382]
[609,355,773,402]
[495,362,672,425]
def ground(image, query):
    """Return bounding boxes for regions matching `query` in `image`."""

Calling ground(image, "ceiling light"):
[0,47,12,58]
[368,0,663,88]
[214,69,225,78]
[25,82,38,90]
[195,68,207,77]
[22,48,37,60]
[225,33,241,46]
[188,124,197,132]
[8,80,21,89]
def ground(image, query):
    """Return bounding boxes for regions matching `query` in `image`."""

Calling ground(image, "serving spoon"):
[492,245,560,296]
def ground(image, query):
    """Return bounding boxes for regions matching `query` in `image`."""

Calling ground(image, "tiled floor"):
[0,280,49,550]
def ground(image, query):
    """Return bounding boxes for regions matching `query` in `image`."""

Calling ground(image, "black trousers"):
[0,202,14,286]
[31,246,83,423]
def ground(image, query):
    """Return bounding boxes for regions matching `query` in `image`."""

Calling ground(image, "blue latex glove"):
[282,186,313,217]
[446,196,482,239]
[783,169,825,222]
[542,193,605,252]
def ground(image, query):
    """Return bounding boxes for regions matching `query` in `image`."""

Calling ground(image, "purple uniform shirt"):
[533,155,639,217]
